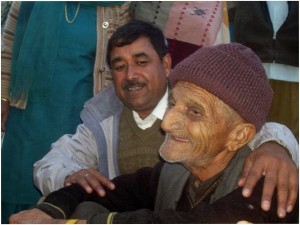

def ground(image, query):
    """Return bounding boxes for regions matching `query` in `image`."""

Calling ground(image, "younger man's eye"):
[113,64,126,72]
[137,60,148,66]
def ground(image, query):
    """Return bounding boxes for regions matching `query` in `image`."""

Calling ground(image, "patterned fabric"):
[1,1,20,100]
[1,1,12,29]
[131,1,229,67]
[132,1,229,46]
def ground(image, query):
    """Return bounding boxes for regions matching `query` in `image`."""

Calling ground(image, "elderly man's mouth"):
[170,135,189,142]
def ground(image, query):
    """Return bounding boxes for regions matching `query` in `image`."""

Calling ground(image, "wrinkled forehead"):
[174,81,243,122]
[172,81,233,112]
[172,81,215,101]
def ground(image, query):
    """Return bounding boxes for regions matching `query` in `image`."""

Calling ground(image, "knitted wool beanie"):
[170,43,273,131]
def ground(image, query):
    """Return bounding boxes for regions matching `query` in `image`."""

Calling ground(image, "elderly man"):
[10,43,298,224]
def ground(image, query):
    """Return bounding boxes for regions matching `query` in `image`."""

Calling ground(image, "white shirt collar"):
[132,88,169,130]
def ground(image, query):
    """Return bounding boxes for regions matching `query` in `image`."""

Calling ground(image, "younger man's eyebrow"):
[133,52,150,59]
[110,57,123,66]
[111,52,149,65]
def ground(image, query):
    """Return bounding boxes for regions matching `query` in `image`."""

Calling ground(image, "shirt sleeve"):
[33,124,99,195]
[247,122,299,167]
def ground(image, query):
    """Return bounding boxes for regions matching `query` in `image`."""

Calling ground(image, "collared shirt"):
[132,89,168,130]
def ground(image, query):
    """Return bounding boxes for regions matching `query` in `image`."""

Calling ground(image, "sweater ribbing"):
[118,107,165,175]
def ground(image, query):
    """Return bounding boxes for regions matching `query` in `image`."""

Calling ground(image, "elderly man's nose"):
[162,108,183,131]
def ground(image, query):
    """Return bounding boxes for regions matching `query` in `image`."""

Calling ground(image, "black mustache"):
[123,80,147,90]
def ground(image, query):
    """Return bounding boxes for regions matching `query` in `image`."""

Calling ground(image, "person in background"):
[33,20,298,220]
[231,1,299,140]
[9,43,299,224]
[1,1,130,223]
[131,1,230,68]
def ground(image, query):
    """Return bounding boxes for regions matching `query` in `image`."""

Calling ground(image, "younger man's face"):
[110,36,171,119]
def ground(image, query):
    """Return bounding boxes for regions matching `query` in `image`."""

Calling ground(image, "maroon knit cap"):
[170,43,273,131]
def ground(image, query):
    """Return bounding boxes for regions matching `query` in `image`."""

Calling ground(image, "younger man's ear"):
[226,123,256,152]
[163,53,172,78]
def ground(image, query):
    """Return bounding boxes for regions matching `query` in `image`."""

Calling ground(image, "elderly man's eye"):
[189,107,203,117]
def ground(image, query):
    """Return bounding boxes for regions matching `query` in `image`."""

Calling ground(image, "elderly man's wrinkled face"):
[159,81,241,168]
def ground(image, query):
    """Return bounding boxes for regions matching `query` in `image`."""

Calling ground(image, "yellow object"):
[107,212,117,224]
[65,219,79,224]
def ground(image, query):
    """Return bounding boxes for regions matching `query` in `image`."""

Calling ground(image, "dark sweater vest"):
[118,107,165,175]
[234,1,298,67]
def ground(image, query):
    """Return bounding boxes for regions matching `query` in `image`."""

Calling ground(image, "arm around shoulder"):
[248,122,299,166]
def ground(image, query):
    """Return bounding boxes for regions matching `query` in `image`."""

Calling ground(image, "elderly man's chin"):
[159,141,185,163]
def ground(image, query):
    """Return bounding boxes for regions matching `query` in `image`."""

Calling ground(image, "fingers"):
[239,149,276,211]
[64,169,115,197]
[260,166,277,212]
[286,165,298,213]
[240,143,299,218]
[273,163,289,218]
[238,156,252,188]
[84,173,105,196]
[64,170,96,193]
[264,162,298,218]
[238,155,256,198]
[65,170,93,193]
[88,170,116,194]
[9,209,52,224]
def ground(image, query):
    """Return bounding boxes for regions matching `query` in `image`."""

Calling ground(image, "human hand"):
[238,142,298,218]
[64,168,115,197]
[1,99,10,132]
[9,208,54,224]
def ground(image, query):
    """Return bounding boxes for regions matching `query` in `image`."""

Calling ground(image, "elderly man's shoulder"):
[211,177,299,223]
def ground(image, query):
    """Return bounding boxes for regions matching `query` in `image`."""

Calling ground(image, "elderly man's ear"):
[226,124,256,152]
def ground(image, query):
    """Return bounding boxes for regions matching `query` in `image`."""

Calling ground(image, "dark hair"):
[106,20,169,68]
